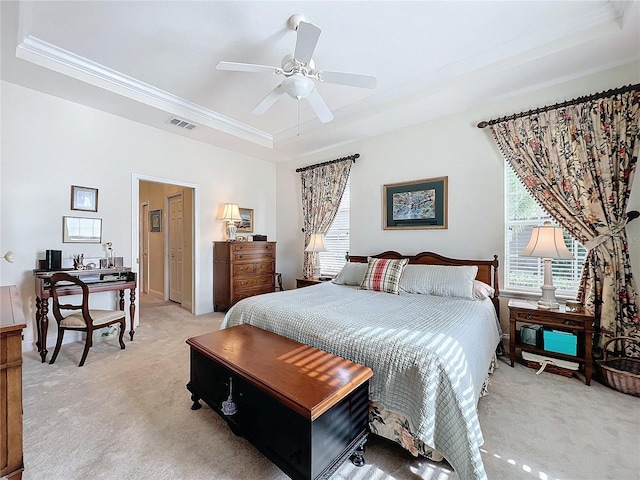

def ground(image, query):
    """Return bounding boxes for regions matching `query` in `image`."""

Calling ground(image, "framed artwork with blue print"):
[383,176,448,229]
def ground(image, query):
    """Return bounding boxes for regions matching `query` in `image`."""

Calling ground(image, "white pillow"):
[473,280,495,299]
[398,264,478,299]
[332,262,368,286]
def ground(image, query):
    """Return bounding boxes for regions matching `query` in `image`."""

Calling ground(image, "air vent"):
[167,117,197,130]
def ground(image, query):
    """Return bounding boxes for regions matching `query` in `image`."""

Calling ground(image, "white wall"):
[0,81,276,347]
[276,62,640,327]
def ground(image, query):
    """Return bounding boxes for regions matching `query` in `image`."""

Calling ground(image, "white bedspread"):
[221,282,501,480]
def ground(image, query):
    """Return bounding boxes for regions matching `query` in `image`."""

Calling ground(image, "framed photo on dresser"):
[238,208,254,233]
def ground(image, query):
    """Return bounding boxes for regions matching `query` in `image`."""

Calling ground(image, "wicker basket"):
[596,336,640,397]
[525,360,574,377]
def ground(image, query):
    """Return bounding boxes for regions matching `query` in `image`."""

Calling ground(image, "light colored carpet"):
[21,296,640,480]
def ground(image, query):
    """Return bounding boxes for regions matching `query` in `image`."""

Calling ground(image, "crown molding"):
[16,35,273,148]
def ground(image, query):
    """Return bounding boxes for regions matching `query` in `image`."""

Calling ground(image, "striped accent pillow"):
[359,257,409,294]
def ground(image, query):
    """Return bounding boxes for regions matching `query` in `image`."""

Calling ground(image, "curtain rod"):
[477,83,640,128]
[295,153,360,173]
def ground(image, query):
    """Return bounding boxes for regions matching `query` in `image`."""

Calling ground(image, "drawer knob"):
[526,314,533,320]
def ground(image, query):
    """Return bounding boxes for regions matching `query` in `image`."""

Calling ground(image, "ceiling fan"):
[216,14,377,123]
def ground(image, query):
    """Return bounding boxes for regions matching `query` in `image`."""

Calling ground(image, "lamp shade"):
[520,223,574,260]
[220,203,241,222]
[305,233,327,253]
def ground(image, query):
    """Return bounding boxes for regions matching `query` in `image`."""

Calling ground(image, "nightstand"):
[508,299,594,385]
[296,277,325,288]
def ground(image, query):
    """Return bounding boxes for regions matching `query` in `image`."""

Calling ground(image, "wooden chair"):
[49,272,126,367]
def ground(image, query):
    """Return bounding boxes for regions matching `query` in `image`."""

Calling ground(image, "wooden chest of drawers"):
[1,286,26,480]
[213,241,276,311]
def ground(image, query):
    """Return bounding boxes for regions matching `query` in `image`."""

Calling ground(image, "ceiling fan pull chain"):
[297,98,300,137]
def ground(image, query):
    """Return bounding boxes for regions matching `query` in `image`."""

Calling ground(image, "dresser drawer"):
[233,263,255,276]
[232,285,274,304]
[255,261,274,274]
[231,243,275,254]
[234,275,274,291]
[233,251,275,262]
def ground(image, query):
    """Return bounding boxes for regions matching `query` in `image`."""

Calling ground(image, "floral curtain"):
[490,88,640,357]
[300,159,352,278]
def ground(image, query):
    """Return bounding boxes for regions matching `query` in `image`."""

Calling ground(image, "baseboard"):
[148,289,164,300]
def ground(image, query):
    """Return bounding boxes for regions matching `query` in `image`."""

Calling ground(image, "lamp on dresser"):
[520,221,574,309]
[304,233,326,278]
[220,203,242,241]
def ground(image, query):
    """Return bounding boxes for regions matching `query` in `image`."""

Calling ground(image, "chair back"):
[50,273,91,326]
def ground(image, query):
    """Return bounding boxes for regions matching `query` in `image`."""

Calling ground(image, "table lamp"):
[520,221,574,309]
[304,233,326,278]
[221,203,242,241]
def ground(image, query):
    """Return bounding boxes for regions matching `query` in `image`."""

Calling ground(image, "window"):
[319,177,350,276]
[505,166,587,296]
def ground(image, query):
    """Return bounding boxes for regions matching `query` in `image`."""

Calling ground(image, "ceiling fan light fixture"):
[283,73,315,99]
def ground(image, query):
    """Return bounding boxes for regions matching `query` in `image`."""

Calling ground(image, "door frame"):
[131,173,199,318]
[139,201,150,294]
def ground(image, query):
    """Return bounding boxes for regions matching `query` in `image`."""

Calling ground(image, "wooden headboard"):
[346,251,500,313]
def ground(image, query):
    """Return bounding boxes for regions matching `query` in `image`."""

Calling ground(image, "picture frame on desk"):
[71,185,98,212]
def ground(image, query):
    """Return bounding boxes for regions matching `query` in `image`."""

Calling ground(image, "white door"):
[139,202,150,294]
[168,194,183,303]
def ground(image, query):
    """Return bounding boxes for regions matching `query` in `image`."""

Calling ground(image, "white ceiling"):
[2,1,639,163]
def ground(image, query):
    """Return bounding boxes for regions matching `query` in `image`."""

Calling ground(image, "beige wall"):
[275,61,640,333]
[0,81,276,347]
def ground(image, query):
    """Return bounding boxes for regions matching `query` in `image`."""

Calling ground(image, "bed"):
[221,251,501,480]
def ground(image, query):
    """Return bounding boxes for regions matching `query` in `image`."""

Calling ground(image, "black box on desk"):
[253,235,267,241]
[520,324,543,348]
[45,250,62,270]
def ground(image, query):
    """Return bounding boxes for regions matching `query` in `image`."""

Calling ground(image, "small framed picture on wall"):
[150,209,162,232]
[71,185,98,212]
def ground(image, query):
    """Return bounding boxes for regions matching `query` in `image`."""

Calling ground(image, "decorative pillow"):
[333,262,368,286]
[398,264,478,299]
[473,280,495,299]
[359,257,409,294]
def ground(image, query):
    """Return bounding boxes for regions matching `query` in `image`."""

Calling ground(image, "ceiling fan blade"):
[319,70,377,89]
[251,83,286,115]
[294,21,321,65]
[306,88,334,123]
[216,61,281,75]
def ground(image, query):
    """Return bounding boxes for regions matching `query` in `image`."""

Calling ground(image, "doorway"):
[136,178,195,314]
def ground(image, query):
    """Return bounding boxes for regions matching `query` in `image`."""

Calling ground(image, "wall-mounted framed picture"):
[71,185,98,212]
[237,208,254,233]
[63,216,102,243]
[150,209,162,232]
[383,176,448,230]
